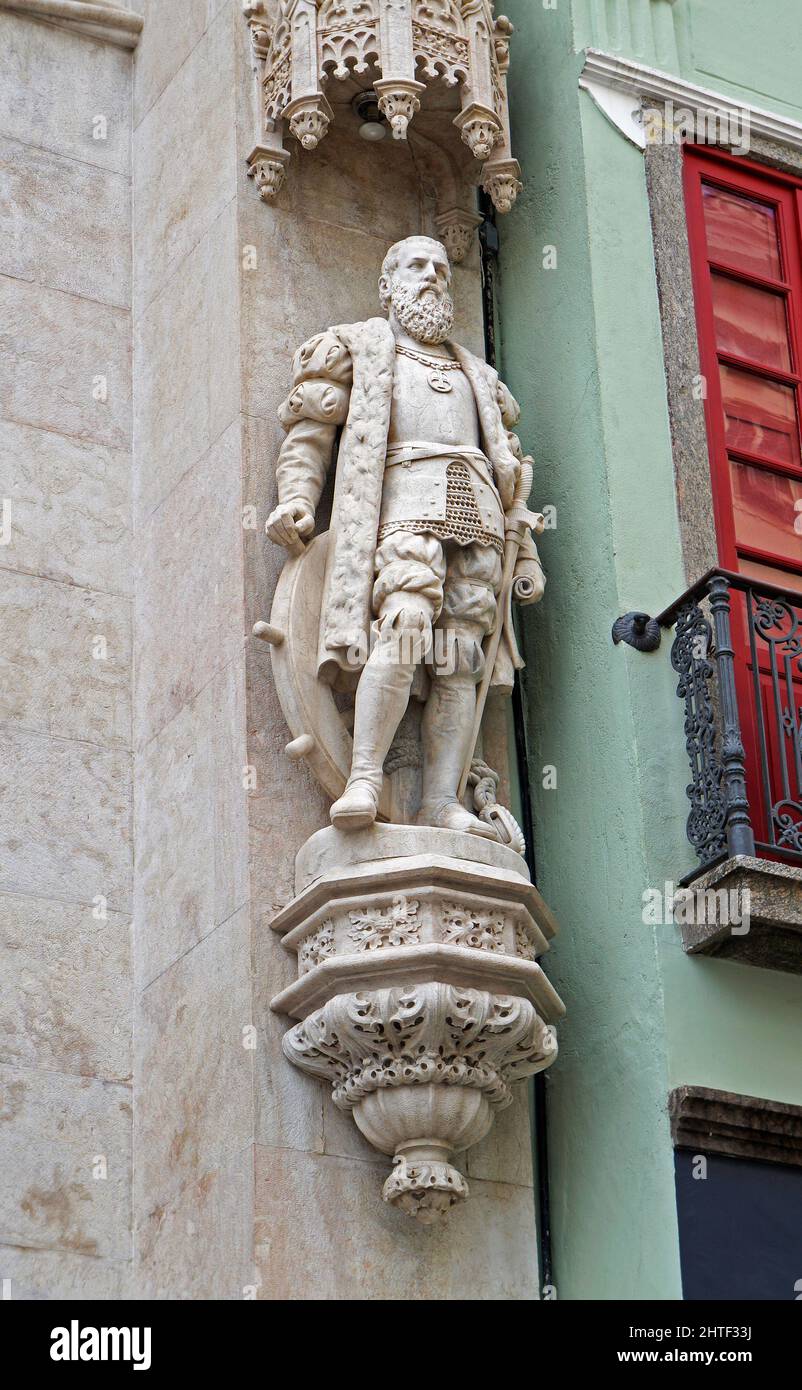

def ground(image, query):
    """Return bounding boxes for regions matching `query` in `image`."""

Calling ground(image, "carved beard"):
[390,280,455,345]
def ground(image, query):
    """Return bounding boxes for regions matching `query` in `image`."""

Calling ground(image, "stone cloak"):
[313,317,527,691]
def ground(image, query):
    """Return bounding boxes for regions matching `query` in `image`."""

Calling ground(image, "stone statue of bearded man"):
[266,234,545,840]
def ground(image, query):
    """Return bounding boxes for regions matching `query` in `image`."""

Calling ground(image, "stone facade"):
[1,5,134,1299]
[1,0,542,1299]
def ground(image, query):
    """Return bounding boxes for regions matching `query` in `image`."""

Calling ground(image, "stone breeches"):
[372,531,503,678]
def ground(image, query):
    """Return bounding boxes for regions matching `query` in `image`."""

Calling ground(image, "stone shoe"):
[330,777,380,830]
[417,797,500,840]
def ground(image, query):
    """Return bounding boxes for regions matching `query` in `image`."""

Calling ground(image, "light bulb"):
[359,120,387,141]
[353,90,388,142]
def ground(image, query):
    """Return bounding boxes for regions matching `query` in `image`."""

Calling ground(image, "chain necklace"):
[395,342,463,393]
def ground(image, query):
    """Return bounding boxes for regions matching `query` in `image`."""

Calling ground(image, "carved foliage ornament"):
[283,981,558,1220]
[244,0,522,217]
[268,824,564,1222]
[348,895,421,949]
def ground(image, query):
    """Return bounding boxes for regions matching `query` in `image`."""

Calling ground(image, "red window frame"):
[683,146,802,582]
[684,147,802,857]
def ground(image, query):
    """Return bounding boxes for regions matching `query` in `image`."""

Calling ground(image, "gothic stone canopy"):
[244,1,523,252]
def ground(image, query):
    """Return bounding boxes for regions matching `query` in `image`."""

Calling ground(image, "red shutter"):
[684,147,802,857]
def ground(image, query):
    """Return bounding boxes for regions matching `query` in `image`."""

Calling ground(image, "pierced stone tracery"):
[243,0,522,239]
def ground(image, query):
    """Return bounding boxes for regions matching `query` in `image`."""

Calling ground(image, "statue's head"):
[379,235,454,345]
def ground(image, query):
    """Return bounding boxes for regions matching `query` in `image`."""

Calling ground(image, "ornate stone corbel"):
[374,0,425,140]
[246,141,292,201]
[454,103,502,161]
[285,92,334,149]
[243,0,271,60]
[478,9,522,214]
[455,0,504,159]
[285,0,332,149]
[435,206,484,264]
[270,825,564,1222]
[374,77,426,140]
[482,158,523,214]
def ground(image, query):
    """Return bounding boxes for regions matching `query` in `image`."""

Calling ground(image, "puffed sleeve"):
[496,379,521,430]
[274,330,353,512]
[488,376,524,510]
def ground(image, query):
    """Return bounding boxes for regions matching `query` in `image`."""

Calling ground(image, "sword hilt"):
[505,456,542,539]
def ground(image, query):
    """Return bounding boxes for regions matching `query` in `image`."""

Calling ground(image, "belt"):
[385,442,494,483]
[378,445,504,555]
[386,441,487,463]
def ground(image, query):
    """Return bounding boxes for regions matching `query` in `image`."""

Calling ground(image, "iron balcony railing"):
[658,569,802,876]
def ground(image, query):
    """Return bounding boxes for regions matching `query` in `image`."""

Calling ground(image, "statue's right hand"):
[265,500,315,553]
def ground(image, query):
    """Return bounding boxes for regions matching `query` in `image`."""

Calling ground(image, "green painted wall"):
[572,0,802,123]
[500,0,802,1299]
[661,946,802,1103]
[674,0,802,123]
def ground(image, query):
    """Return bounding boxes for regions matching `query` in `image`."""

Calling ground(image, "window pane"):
[702,183,782,280]
[711,274,791,372]
[720,364,800,466]
[730,460,802,563]
[738,556,802,597]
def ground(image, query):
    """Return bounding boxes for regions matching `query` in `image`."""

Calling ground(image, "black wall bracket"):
[612,611,662,652]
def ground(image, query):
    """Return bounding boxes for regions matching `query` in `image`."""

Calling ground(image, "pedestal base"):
[269,825,565,1221]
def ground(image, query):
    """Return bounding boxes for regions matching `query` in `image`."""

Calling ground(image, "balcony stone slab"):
[677,855,802,974]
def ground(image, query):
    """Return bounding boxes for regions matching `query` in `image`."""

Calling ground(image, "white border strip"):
[0,0,143,47]
[580,48,802,155]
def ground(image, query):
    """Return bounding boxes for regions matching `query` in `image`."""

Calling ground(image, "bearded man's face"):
[385,241,454,345]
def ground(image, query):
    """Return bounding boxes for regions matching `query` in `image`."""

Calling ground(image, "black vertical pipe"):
[707,575,756,858]
[478,193,553,1294]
